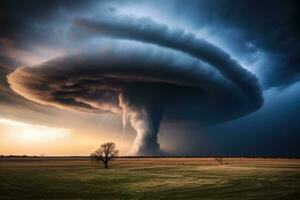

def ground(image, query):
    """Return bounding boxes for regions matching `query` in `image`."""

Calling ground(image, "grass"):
[0,158,300,200]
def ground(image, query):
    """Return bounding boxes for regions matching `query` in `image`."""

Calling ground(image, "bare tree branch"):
[90,142,119,168]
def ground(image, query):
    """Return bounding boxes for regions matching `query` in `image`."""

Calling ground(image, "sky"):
[0,0,299,156]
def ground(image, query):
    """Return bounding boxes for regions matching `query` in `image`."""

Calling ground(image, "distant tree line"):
[0,155,38,157]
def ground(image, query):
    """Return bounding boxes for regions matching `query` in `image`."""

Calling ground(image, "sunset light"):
[0,118,70,143]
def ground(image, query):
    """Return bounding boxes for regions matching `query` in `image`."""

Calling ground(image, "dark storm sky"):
[0,0,300,156]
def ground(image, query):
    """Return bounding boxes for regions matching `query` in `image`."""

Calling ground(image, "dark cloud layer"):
[75,16,262,105]
[1,0,299,87]
[159,0,300,87]
[1,0,300,156]
[9,15,262,154]
[9,40,262,121]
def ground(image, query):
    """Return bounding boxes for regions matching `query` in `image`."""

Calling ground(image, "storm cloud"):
[1,0,299,156]
[8,16,262,155]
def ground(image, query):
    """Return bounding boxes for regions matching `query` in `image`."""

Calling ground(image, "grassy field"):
[1,157,300,200]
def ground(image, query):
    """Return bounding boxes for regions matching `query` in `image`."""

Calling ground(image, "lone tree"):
[90,142,119,168]
[215,157,223,164]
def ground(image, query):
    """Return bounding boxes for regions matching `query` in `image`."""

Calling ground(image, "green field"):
[1,157,300,200]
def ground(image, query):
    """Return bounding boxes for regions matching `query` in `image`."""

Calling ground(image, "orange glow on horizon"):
[0,118,132,156]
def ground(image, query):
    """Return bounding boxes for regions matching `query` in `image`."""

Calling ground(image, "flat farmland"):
[1,157,300,200]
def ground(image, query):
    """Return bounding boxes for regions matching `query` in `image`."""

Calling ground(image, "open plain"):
[1,157,300,200]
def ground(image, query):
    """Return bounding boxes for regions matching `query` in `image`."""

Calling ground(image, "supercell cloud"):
[8,15,263,155]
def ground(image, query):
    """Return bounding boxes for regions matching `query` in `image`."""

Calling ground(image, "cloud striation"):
[8,15,263,155]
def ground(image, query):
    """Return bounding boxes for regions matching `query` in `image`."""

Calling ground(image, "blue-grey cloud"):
[154,0,300,88]
[1,0,299,156]
[8,15,262,155]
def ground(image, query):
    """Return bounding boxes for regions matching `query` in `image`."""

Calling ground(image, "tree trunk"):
[104,161,108,168]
